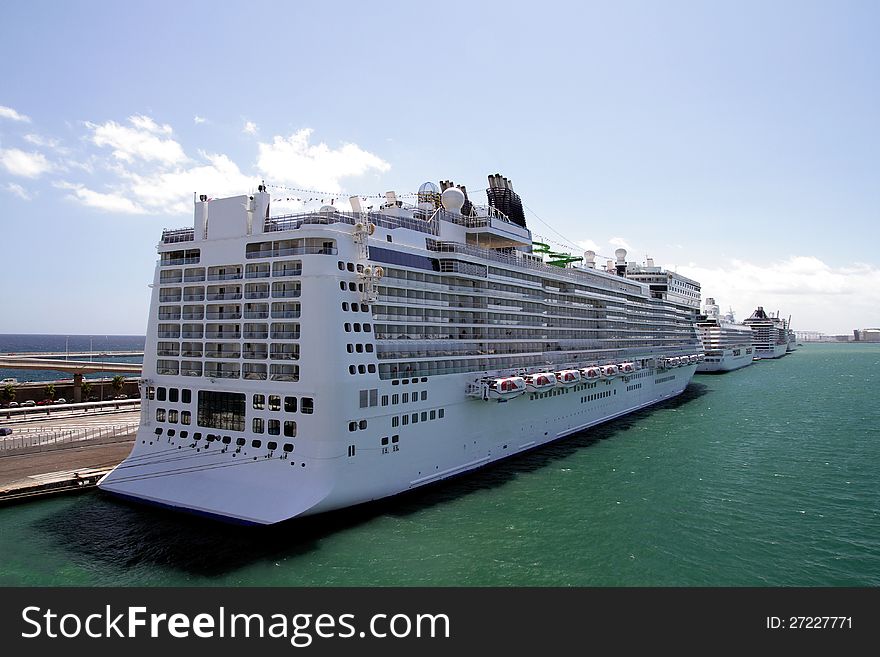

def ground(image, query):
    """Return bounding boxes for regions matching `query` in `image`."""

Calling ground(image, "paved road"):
[0,440,135,489]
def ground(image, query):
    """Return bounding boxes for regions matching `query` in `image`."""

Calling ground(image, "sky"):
[1,0,878,335]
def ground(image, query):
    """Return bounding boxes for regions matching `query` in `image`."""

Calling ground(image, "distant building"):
[854,328,880,342]
[796,331,823,342]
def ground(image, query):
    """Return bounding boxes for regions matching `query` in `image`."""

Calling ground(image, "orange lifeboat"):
[580,366,601,380]
[600,364,618,378]
[619,362,635,374]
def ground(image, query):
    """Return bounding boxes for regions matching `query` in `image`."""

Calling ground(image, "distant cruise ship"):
[743,306,789,359]
[694,299,754,372]
[99,175,703,524]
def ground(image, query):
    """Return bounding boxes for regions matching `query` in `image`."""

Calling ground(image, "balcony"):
[207,272,243,281]
[206,293,242,301]
[206,311,242,320]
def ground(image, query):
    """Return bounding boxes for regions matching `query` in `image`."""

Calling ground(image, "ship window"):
[146,386,155,400]
[157,387,167,401]
[251,439,262,448]
[358,420,367,430]
[360,304,368,312]
[156,408,166,422]
[402,415,408,425]
[369,389,377,407]
[167,429,175,437]
[387,235,392,242]
[349,306,357,313]
[349,422,357,432]
[402,393,409,403]
[340,282,346,291]
[342,302,349,311]
[182,389,191,404]
[381,437,389,446]
[168,410,179,423]
[268,419,280,435]
[338,261,344,270]
[438,409,444,418]
[222,436,231,445]
[356,264,364,273]
[345,323,352,332]
[253,418,264,434]
[155,428,162,435]
[253,394,265,410]
[301,398,313,414]
[365,344,374,353]
[283,443,294,453]
[347,263,354,272]
[347,445,356,457]
[267,441,277,451]
[358,365,366,374]
[348,282,356,291]
[355,344,363,353]
[180,431,188,438]
[197,391,246,431]
[269,395,281,411]
[421,412,427,422]
[181,411,191,425]
[349,365,356,375]
[284,396,297,413]
[392,417,399,428]
[346,344,353,353]
[420,377,427,383]
[430,410,436,420]
[391,435,399,443]
[421,391,427,401]
[381,395,388,406]
[392,394,399,404]
[411,413,418,424]
[364,323,371,332]
[169,388,179,403]
[284,421,296,437]
[359,390,369,408]
[194,432,202,441]
[368,364,376,373]
[353,323,361,332]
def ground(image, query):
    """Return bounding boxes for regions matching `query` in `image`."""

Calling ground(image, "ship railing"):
[161,228,195,244]
[207,273,243,281]
[264,210,440,236]
[183,274,206,282]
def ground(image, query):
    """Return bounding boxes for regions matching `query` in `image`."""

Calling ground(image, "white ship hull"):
[753,343,788,360]
[696,348,753,372]
[100,365,695,524]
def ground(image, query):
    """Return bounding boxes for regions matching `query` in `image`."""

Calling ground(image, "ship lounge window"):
[340,282,346,290]
[301,397,313,414]
[197,391,246,432]
[168,410,178,423]
[156,409,166,422]
[284,396,297,413]
[381,395,388,406]
[157,387,166,401]
[342,302,349,311]
[269,395,281,411]
[359,420,367,430]
[348,282,357,291]
[253,394,265,410]
[284,421,296,438]
[253,418,264,434]
[146,386,155,400]
[421,391,427,401]
[438,409,444,418]
[268,419,280,435]
[393,394,399,404]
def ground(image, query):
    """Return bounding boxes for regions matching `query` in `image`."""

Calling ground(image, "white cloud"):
[677,256,880,334]
[0,105,31,122]
[576,239,601,254]
[194,115,207,124]
[23,133,60,149]
[86,115,186,165]
[243,120,258,135]
[0,147,53,178]
[4,182,33,200]
[609,236,631,251]
[55,181,146,214]
[256,128,390,191]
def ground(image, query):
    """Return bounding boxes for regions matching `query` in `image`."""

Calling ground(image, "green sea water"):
[1,343,877,586]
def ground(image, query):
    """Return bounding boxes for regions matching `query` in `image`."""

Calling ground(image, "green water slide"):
[532,241,581,268]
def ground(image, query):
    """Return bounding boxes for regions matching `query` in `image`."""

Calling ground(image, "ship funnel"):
[646,257,655,267]
[349,195,363,213]
[614,248,628,277]
[583,250,596,268]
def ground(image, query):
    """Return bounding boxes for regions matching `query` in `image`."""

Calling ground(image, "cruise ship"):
[98,175,703,524]
[693,299,754,372]
[743,306,789,359]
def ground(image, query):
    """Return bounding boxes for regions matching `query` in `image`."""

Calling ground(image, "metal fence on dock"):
[0,423,138,453]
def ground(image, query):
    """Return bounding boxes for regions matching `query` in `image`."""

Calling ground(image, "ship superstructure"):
[694,298,754,372]
[99,175,702,524]
[743,306,789,359]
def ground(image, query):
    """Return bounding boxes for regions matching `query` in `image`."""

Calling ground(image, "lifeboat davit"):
[524,372,556,392]
[688,354,699,364]
[619,362,635,374]
[488,376,526,399]
[580,366,601,380]
[676,357,687,367]
[555,370,581,387]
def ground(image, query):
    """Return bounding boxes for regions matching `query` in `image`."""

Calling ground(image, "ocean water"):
[0,343,877,586]
[0,334,145,383]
